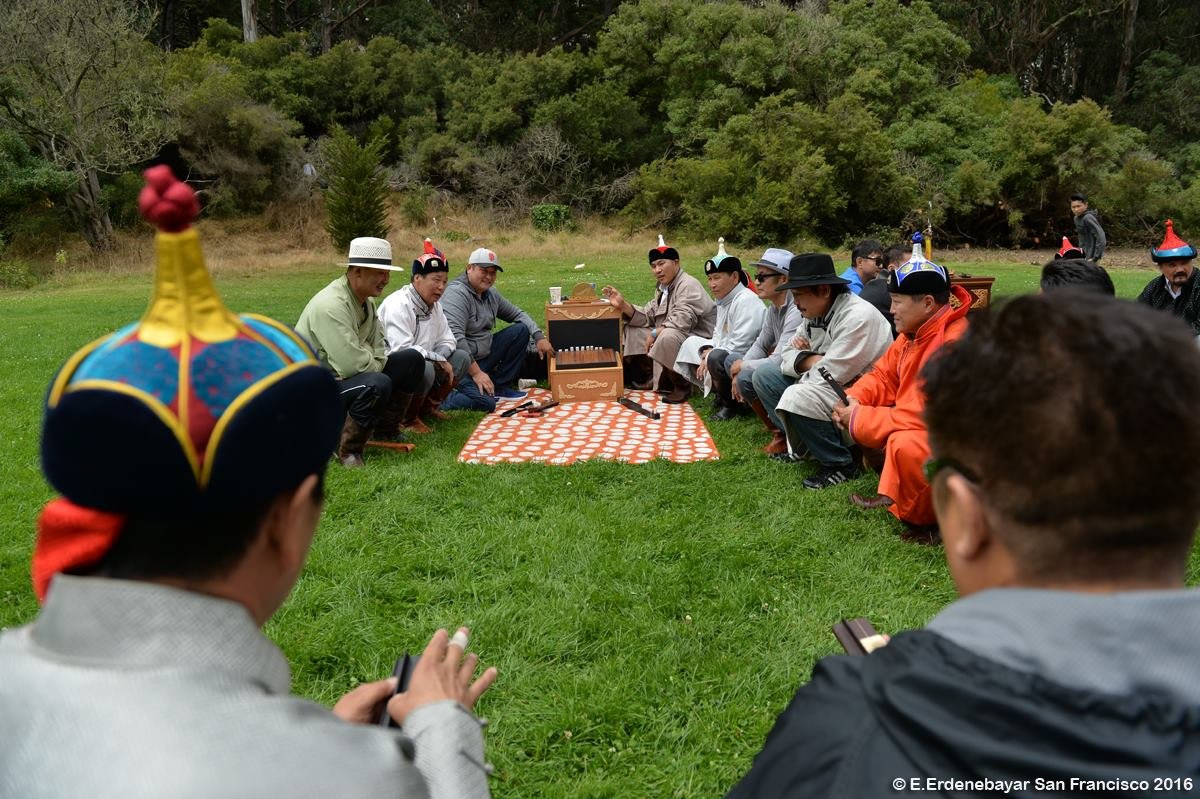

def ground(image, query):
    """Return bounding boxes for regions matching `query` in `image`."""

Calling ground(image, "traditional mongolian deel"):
[458,389,718,465]
[36,166,341,600]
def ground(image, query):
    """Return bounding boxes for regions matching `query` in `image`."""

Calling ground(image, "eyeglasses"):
[923,456,979,484]
[754,273,781,283]
[894,259,948,286]
[859,255,882,264]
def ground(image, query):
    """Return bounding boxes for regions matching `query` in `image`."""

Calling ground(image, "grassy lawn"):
[0,243,1190,797]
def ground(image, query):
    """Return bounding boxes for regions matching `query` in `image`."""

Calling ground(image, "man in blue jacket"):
[729,292,1200,797]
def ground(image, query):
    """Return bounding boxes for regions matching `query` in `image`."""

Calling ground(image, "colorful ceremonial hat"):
[41,166,342,519]
[888,232,949,295]
[649,234,680,264]
[413,237,449,275]
[703,237,747,286]
[1055,237,1085,260]
[1151,220,1197,264]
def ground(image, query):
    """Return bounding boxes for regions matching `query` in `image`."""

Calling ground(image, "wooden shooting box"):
[949,274,996,311]
[546,301,624,403]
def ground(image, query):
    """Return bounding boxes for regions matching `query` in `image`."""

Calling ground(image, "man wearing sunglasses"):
[729,293,1200,796]
[832,254,972,543]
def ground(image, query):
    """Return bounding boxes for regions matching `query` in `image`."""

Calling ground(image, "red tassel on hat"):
[423,237,435,255]
[1158,219,1188,252]
[32,498,126,603]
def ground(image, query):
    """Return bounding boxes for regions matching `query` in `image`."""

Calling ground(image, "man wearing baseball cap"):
[440,247,553,413]
[769,253,891,485]
[0,168,497,798]
[296,236,427,465]
[731,247,803,453]
[833,239,973,543]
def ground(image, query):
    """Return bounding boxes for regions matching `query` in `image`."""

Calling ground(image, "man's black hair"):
[883,244,911,271]
[922,294,1200,583]
[1041,258,1115,296]
[98,471,326,582]
[1070,192,1089,203]
[852,240,885,262]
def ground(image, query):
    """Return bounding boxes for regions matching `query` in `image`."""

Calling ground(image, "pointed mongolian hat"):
[413,237,449,275]
[35,165,342,601]
[1151,220,1197,264]
[649,234,680,264]
[888,232,949,295]
[704,237,748,286]
[1055,237,1085,260]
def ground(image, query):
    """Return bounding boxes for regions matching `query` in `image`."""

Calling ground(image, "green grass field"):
[0,248,1191,797]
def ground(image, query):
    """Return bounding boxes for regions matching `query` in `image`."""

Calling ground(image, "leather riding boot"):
[337,416,372,468]
[661,368,692,404]
[421,381,453,421]
[371,394,409,441]
[401,392,431,434]
[750,398,788,453]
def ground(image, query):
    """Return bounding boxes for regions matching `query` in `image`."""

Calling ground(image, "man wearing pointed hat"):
[730,247,803,453]
[440,247,554,413]
[833,236,974,543]
[673,239,765,419]
[769,253,891,485]
[296,236,427,465]
[376,238,471,434]
[1137,220,1200,338]
[603,235,717,403]
[0,167,497,798]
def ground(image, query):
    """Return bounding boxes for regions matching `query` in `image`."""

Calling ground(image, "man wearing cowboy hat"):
[0,168,497,799]
[296,237,427,466]
[440,247,553,413]
[673,241,765,419]
[770,253,890,486]
[1137,220,1200,338]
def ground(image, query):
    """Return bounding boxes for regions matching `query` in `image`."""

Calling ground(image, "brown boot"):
[421,381,453,421]
[660,368,692,404]
[750,398,787,453]
[337,416,372,468]
[371,394,410,441]
[401,392,431,434]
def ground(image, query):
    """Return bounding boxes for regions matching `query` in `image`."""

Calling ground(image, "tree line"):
[1,0,1197,254]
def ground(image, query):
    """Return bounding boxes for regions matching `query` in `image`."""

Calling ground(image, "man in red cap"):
[0,168,497,799]
[1138,219,1200,337]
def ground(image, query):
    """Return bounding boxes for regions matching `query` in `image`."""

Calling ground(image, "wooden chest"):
[546,301,624,403]
[950,275,996,311]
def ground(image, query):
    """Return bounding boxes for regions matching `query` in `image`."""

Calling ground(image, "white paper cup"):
[549,286,563,304]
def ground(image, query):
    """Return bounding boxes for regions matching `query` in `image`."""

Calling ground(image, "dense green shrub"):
[322,126,390,250]
[0,259,45,289]
[531,204,573,232]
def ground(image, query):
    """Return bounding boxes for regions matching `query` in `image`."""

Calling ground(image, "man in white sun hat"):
[440,247,554,413]
[296,237,426,466]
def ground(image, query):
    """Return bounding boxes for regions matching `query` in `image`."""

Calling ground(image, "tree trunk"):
[1113,0,1139,105]
[69,168,115,251]
[241,0,258,43]
[320,0,332,53]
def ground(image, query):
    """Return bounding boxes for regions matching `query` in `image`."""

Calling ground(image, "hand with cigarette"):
[386,627,498,725]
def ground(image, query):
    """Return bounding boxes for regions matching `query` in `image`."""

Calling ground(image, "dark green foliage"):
[0,258,44,289]
[531,204,573,232]
[100,172,146,230]
[400,185,433,226]
[322,126,390,250]
[0,130,76,243]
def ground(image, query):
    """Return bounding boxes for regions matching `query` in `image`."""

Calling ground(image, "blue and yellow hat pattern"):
[42,167,342,513]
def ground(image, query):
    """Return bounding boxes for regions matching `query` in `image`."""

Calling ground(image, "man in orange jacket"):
[831,249,971,544]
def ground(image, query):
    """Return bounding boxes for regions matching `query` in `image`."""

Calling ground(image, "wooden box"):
[950,275,996,311]
[546,301,624,403]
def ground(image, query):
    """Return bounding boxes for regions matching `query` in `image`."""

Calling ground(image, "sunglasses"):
[894,259,948,286]
[753,272,782,283]
[923,456,979,484]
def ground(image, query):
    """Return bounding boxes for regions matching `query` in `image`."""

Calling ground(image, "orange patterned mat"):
[457,388,720,465]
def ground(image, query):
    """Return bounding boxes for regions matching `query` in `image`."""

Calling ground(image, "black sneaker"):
[803,463,862,489]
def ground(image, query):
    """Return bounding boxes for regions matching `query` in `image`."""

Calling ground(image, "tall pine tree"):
[322,126,390,251]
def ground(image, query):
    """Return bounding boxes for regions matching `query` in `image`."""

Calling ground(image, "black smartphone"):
[377,653,420,728]
[818,366,849,403]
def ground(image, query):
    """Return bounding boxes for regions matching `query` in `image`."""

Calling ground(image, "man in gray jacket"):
[1,170,497,799]
[1071,193,1106,262]
[440,247,553,412]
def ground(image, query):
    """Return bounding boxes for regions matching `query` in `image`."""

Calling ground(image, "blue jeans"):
[441,323,530,412]
[748,362,794,430]
[779,410,854,468]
